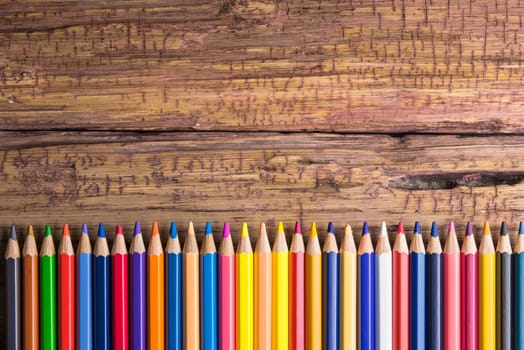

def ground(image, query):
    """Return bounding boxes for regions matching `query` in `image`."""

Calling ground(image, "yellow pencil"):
[340,224,357,350]
[236,222,254,350]
[272,222,289,350]
[479,221,496,350]
[305,222,322,350]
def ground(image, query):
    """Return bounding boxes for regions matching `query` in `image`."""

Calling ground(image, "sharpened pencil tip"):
[294,221,302,234]
[465,222,473,236]
[205,221,212,235]
[241,223,249,238]
[500,222,508,236]
[327,222,335,234]
[310,222,318,238]
[27,225,34,237]
[520,222,524,235]
[134,221,141,236]
[222,222,230,238]
[380,222,387,236]
[188,222,195,236]
[82,224,88,235]
[62,224,70,236]
[98,223,106,238]
[431,222,438,237]
[170,222,178,239]
[116,225,123,235]
[397,221,405,234]
[45,224,52,237]
[483,221,491,235]
[448,221,455,234]
[277,221,285,234]
[151,222,159,236]
[362,221,369,235]
[414,221,421,234]
[10,225,16,240]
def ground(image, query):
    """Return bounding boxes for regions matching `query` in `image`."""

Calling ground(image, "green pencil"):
[41,225,57,350]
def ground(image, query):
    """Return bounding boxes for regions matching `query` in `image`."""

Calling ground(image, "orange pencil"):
[23,225,39,350]
[148,222,164,350]
[254,223,272,350]
[183,222,200,349]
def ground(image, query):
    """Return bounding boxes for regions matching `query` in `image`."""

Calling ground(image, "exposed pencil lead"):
[277,221,285,234]
[134,221,141,236]
[448,221,455,234]
[82,224,88,235]
[465,222,473,236]
[10,224,16,240]
[62,224,70,237]
[362,221,369,235]
[45,224,53,237]
[241,223,249,238]
[431,222,438,238]
[500,222,508,236]
[205,221,212,235]
[151,222,159,236]
[397,221,405,234]
[414,221,421,234]
[327,222,335,234]
[116,225,123,235]
[482,221,491,236]
[310,222,318,238]
[380,222,387,237]
[222,222,230,238]
[170,222,178,239]
[294,221,302,234]
[27,225,34,237]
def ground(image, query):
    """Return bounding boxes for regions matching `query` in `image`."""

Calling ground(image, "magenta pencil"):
[460,222,478,350]
[218,222,235,350]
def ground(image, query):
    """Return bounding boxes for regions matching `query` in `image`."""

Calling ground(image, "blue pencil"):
[514,222,524,350]
[410,222,426,350]
[77,224,93,350]
[130,222,146,350]
[200,222,218,350]
[426,222,442,350]
[322,222,339,350]
[358,222,375,350]
[166,222,183,350]
[93,223,111,350]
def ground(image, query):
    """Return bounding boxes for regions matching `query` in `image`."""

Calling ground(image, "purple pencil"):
[130,221,147,350]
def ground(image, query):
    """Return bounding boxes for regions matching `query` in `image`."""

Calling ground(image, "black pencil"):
[6,224,21,350]
[496,222,512,350]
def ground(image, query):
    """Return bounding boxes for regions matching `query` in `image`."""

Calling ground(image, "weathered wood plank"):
[0,131,523,242]
[1,0,524,132]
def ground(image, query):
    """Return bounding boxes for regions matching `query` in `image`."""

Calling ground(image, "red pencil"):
[392,221,409,350]
[289,221,305,350]
[59,224,75,350]
[112,225,129,350]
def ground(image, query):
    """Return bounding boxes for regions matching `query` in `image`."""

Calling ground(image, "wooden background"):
[2,0,524,342]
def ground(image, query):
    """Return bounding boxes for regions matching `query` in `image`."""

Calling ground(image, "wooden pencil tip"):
[294,221,302,234]
[116,225,124,235]
[134,221,141,236]
[380,222,387,236]
[188,222,195,236]
[45,224,52,237]
[151,222,159,236]
[483,221,491,236]
[241,222,249,238]
[82,224,88,235]
[362,221,369,235]
[344,224,353,236]
[413,221,421,234]
[431,222,438,237]
[170,222,178,239]
[10,224,16,240]
[27,225,34,237]
[277,221,285,234]
[222,222,230,238]
[205,221,212,235]
[500,222,508,236]
[98,223,106,238]
[520,222,524,235]
[448,221,455,234]
[397,221,405,234]
[310,222,318,238]
[259,222,267,237]
[327,222,334,234]
[465,221,473,236]
[62,224,70,236]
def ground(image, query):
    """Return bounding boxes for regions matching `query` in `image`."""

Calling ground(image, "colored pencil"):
[358,222,375,350]
[93,223,111,350]
[58,224,75,350]
[514,222,524,350]
[166,222,182,350]
[272,221,289,350]
[426,222,442,350]
[340,224,356,350]
[76,224,92,350]
[112,225,129,350]
[443,222,460,350]
[460,222,478,350]
[392,221,409,350]
[130,222,146,350]
[322,222,339,350]
[496,222,511,350]
[6,225,21,350]
[479,221,495,350]
[236,222,254,350]
[218,222,235,350]
[183,222,200,349]
[289,221,305,350]
[148,222,165,350]
[23,225,39,350]
[200,222,218,350]
[410,222,426,350]
[305,222,322,350]
[41,224,57,350]
[254,222,271,350]
[375,222,392,350]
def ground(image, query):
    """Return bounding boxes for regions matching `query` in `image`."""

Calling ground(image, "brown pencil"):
[23,225,39,350]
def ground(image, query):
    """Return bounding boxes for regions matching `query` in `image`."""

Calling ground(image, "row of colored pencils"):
[5,220,524,350]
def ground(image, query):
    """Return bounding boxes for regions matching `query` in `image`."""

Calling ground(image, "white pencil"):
[375,222,392,350]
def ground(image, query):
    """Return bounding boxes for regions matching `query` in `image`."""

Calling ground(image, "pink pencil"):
[460,222,478,350]
[218,222,235,350]
[443,222,460,349]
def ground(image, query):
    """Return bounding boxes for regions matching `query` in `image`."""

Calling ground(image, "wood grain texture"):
[1,0,524,132]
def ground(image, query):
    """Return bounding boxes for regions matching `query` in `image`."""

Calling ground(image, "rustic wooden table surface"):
[2,0,524,342]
